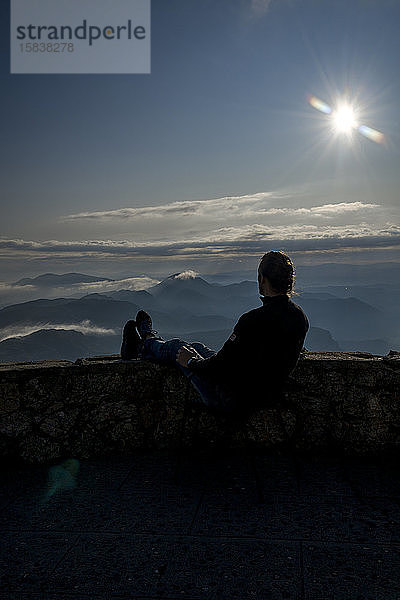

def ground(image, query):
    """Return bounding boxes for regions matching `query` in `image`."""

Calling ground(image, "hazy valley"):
[0,263,398,363]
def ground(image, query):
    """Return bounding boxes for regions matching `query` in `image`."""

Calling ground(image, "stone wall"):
[0,352,399,463]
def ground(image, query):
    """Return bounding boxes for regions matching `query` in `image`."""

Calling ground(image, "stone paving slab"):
[68,454,140,492]
[303,541,400,599]
[161,536,301,600]
[1,449,400,599]
[45,533,301,599]
[343,456,400,498]
[293,454,354,497]
[295,454,400,499]
[176,450,259,500]
[253,454,299,497]
[0,485,203,535]
[0,594,122,600]
[0,532,79,593]
[119,449,205,493]
[0,594,174,600]
[190,490,400,543]
[46,533,175,597]
[0,595,111,600]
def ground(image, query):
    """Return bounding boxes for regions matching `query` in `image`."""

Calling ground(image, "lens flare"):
[41,458,80,503]
[308,95,332,115]
[358,124,385,144]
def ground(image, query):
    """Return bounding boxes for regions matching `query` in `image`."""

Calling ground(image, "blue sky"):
[1,0,399,282]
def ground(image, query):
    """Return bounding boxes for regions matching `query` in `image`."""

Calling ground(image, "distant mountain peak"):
[148,270,212,297]
[169,270,199,281]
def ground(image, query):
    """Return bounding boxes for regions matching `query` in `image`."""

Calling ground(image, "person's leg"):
[141,335,231,412]
[136,310,242,417]
[137,310,214,363]
[188,374,244,417]
[141,336,199,365]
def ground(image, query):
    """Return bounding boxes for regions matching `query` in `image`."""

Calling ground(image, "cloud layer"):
[1,222,399,259]
[1,191,399,279]
[63,194,379,222]
[0,321,117,343]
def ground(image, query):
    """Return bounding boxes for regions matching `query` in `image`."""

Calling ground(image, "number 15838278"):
[20,42,74,52]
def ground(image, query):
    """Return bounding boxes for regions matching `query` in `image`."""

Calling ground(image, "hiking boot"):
[120,319,142,359]
[135,310,159,340]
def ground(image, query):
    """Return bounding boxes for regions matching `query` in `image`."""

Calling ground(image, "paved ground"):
[1,446,400,599]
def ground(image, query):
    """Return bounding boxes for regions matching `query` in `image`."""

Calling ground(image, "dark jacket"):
[188,294,309,409]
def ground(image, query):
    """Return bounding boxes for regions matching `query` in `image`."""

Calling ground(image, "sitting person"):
[121,250,309,420]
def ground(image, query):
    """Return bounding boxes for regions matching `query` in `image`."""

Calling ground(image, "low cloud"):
[62,192,276,222]
[0,282,35,294]
[0,320,117,343]
[0,222,399,262]
[64,276,159,294]
[0,276,159,310]
[62,194,377,223]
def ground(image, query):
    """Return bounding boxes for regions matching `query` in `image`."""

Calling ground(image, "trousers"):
[141,336,242,416]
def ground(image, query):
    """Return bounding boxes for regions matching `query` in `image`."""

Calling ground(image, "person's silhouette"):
[121,251,309,419]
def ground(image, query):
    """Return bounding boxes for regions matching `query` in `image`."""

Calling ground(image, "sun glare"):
[308,94,385,144]
[332,104,357,134]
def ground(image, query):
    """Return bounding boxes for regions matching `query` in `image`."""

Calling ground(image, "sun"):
[332,103,358,135]
[308,94,385,144]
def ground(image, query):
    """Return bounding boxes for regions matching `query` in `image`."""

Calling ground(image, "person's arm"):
[183,313,251,379]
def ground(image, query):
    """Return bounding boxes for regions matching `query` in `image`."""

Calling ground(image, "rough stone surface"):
[1,449,400,599]
[0,352,399,463]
